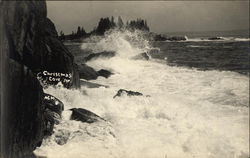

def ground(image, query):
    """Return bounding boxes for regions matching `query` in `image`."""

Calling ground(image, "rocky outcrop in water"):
[166,36,187,41]
[97,69,113,78]
[83,51,116,62]
[154,34,168,41]
[78,64,99,80]
[44,93,64,125]
[70,108,104,123]
[78,64,113,80]
[113,89,144,98]
[1,1,80,157]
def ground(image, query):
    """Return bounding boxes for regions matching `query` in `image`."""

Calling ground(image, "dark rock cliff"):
[3,1,80,88]
[1,0,79,157]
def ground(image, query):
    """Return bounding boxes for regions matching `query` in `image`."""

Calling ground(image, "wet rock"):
[44,93,64,116]
[70,108,104,123]
[113,89,144,98]
[83,51,116,62]
[2,60,46,157]
[98,69,113,78]
[1,0,79,157]
[78,64,99,80]
[131,52,150,60]
[54,129,71,145]
[43,93,64,127]
[3,0,80,89]
[78,64,113,80]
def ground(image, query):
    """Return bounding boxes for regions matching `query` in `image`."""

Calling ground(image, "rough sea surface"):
[35,30,249,158]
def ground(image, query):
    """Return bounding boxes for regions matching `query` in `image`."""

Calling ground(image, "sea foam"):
[35,30,249,158]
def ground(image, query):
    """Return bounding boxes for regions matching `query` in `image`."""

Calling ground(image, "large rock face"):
[1,1,80,157]
[3,1,79,88]
[3,61,46,158]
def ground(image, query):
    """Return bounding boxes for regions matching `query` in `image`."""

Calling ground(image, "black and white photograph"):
[0,0,249,158]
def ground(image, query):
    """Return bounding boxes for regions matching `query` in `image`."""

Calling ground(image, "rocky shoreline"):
[1,1,146,157]
[1,1,90,157]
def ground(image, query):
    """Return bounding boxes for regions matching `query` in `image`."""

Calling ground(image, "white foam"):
[186,37,249,42]
[35,30,249,158]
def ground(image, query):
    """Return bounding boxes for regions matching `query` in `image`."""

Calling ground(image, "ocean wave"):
[35,30,249,158]
[187,45,210,48]
[186,37,249,42]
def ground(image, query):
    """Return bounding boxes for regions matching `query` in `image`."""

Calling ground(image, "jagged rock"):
[78,64,113,80]
[44,93,64,116]
[113,89,144,98]
[54,129,71,145]
[98,69,113,78]
[131,53,150,60]
[70,108,104,123]
[43,94,64,128]
[78,64,99,80]
[1,1,79,157]
[83,51,116,62]
[2,60,46,157]
[3,0,80,89]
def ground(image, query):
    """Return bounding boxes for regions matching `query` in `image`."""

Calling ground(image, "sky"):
[47,1,249,34]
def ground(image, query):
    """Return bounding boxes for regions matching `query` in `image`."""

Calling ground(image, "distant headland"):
[58,16,187,42]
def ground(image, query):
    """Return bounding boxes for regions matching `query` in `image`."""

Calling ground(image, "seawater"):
[34,30,249,158]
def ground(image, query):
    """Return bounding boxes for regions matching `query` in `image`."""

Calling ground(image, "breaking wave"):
[35,30,249,158]
[186,37,250,42]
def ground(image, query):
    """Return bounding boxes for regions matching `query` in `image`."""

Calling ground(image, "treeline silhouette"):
[59,26,86,40]
[59,16,150,41]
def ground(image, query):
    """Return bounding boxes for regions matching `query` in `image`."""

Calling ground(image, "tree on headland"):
[117,16,124,28]
[95,17,113,35]
[76,26,86,38]
[59,30,65,40]
[59,16,150,41]
[111,16,116,28]
[126,18,149,31]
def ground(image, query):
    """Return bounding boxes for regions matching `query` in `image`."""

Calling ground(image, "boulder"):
[83,51,116,62]
[70,108,104,123]
[54,129,71,145]
[78,64,113,80]
[97,69,113,78]
[78,64,99,80]
[44,93,64,116]
[113,89,144,98]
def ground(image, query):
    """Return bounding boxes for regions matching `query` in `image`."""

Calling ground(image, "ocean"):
[34,30,249,158]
